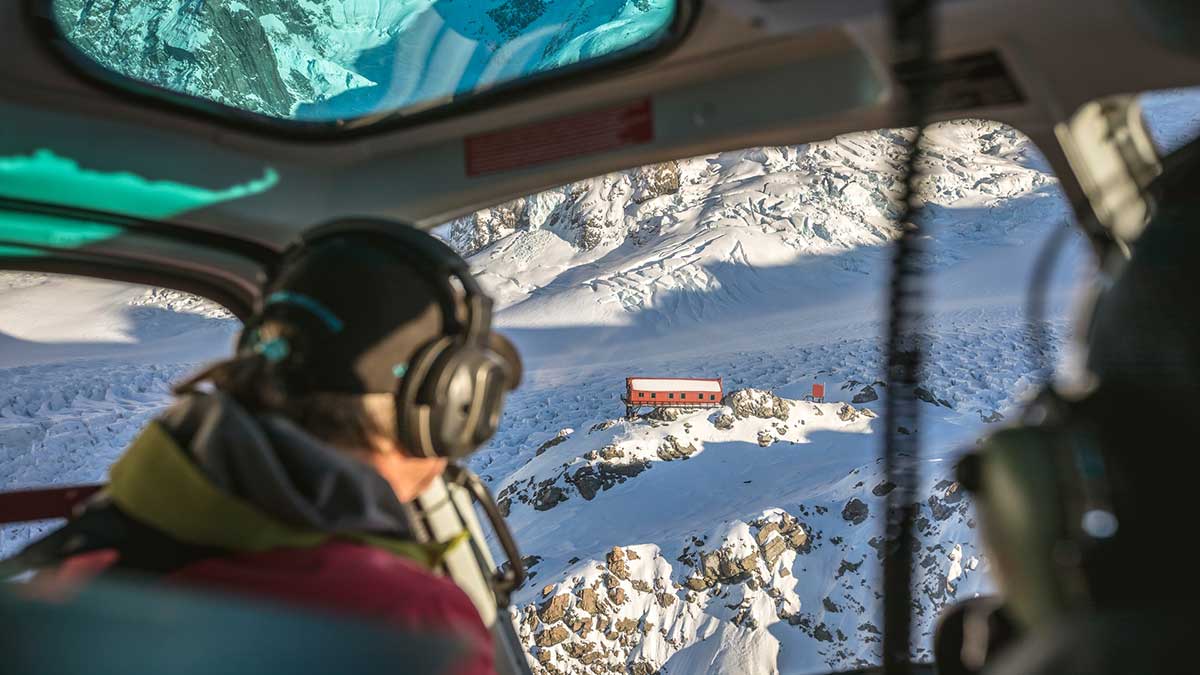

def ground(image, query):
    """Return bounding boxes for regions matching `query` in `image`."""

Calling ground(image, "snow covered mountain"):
[446,120,1066,363]
[55,0,673,120]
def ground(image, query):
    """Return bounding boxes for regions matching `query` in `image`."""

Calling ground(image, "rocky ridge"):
[514,477,985,675]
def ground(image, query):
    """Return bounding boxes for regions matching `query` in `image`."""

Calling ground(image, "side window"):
[1138,86,1200,156]
[0,272,239,557]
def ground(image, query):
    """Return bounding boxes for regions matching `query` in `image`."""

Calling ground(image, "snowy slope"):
[0,273,237,554]
[448,119,1069,366]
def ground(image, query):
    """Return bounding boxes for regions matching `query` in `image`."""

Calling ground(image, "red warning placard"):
[465,98,653,177]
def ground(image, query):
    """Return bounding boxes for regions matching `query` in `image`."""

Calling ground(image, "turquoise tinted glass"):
[51,0,677,123]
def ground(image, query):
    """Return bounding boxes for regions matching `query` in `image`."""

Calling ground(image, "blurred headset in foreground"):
[952,137,1200,635]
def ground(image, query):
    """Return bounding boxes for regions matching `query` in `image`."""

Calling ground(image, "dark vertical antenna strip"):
[883,1,936,673]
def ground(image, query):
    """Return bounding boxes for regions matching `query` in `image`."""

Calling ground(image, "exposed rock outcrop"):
[657,435,698,460]
[536,428,573,456]
[726,389,790,421]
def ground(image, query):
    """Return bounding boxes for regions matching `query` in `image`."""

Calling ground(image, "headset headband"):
[282,218,489,344]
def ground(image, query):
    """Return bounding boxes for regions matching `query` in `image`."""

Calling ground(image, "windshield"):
[51,0,677,123]
[5,96,1198,673]
[445,118,1090,672]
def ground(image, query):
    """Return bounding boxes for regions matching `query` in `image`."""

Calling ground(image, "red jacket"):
[33,404,496,675]
[48,540,494,675]
[168,541,494,675]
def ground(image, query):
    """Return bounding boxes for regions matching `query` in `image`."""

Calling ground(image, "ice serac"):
[448,120,1062,344]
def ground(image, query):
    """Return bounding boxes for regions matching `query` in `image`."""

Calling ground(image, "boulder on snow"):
[606,547,631,580]
[589,419,619,433]
[852,385,879,404]
[539,594,571,623]
[842,498,870,525]
[568,614,590,636]
[533,485,568,511]
[756,514,808,554]
[608,586,626,605]
[837,403,875,422]
[726,389,790,421]
[713,413,735,430]
[615,618,639,635]
[578,587,599,614]
[872,480,897,496]
[535,428,572,456]
[535,624,570,647]
[755,522,780,545]
[756,430,775,447]
[915,386,953,408]
[564,641,594,659]
[570,467,602,501]
[761,537,787,568]
[631,160,682,203]
[657,435,697,460]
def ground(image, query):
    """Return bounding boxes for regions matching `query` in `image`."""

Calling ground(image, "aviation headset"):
[954,387,1122,629]
[235,219,521,460]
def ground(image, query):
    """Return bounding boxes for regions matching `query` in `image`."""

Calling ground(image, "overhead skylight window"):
[49,0,681,127]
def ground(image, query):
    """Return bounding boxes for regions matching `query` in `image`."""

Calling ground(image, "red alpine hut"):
[622,377,724,418]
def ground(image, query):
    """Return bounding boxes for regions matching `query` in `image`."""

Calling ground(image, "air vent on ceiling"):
[894,51,1025,114]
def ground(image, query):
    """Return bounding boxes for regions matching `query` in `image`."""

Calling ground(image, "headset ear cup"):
[965,428,1073,630]
[426,348,502,458]
[398,336,454,458]
[402,340,511,459]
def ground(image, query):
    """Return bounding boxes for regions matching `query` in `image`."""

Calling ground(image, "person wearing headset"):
[17,222,521,675]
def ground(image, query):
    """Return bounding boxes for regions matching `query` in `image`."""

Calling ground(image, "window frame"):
[27,0,700,140]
